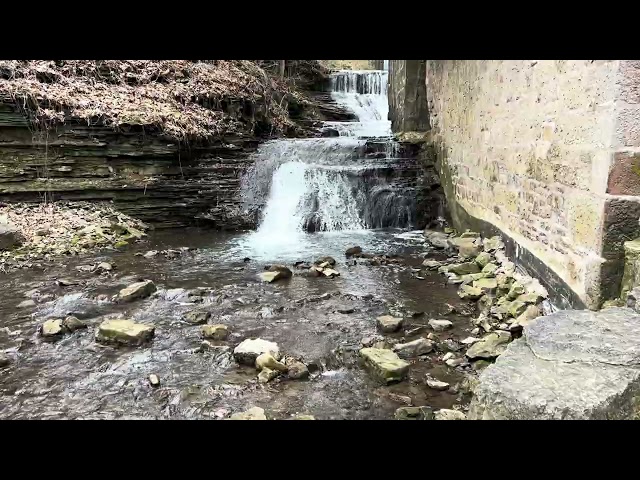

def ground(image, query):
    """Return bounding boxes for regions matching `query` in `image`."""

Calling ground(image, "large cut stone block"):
[468,308,640,420]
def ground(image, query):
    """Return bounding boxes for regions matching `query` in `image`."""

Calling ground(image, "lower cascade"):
[242,69,422,246]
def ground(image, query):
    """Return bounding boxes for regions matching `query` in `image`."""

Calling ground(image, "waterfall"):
[329,70,391,138]
[241,69,416,250]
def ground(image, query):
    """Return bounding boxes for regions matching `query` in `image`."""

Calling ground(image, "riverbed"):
[0,227,476,419]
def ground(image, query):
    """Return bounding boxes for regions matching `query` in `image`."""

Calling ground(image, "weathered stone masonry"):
[390,60,640,309]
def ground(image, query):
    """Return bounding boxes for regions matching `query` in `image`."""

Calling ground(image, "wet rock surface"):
[234,339,280,366]
[117,280,157,303]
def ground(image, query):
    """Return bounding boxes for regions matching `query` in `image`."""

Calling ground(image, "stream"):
[0,69,476,420]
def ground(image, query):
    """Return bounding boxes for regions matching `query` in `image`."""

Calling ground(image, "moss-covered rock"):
[201,324,229,340]
[360,348,410,384]
[41,319,65,338]
[507,300,528,318]
[473,277,498,294]
[256,352,287,372]
[448,262,481,275]
[475,252,493,268]
[465,331,511,360]
[481,262,498,277]
[506,282,525,300]
[458,284,484,300]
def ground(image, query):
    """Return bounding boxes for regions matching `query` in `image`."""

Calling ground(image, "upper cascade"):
[328,70,391,138]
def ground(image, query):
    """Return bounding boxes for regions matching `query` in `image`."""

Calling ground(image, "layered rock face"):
[0,61,343,229]
[0,115,263,228]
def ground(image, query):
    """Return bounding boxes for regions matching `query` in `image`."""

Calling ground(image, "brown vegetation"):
[0,60,326,142]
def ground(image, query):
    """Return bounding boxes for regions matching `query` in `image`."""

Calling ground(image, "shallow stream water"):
[0,228,475,419]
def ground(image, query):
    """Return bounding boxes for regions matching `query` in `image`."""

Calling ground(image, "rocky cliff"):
[0,61,350,228]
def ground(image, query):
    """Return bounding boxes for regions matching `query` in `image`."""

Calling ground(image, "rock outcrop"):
[469,308,640,420]
[0,61,347,230]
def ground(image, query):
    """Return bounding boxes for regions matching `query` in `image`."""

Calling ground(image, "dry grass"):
[0,60,316,142]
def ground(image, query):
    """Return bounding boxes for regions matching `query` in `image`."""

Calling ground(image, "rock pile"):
[0,202,149,272]
[424,228,549,366]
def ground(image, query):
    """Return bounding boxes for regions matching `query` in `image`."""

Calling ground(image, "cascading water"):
[239,69,418,258]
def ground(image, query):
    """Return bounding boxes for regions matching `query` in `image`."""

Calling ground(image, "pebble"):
[95,262,113,273]
[442,352,455,362]
[17,299,36,308]
[426,376,450,391]
[443,338,463,352]
[446,357,466,368]
[337,307,355,314]
[148,374,160,387]
[428,319,453,332]
[461,336,481,345]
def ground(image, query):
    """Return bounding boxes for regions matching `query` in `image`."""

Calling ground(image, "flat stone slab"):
[95,319,155,346]
[468,308,640,420]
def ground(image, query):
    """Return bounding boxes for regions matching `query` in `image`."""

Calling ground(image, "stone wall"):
[420,60,640,309]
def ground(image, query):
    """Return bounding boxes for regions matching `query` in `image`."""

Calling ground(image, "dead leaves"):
[0,60,304,142]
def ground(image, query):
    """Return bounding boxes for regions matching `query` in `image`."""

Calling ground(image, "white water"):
[238,68,412,259]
